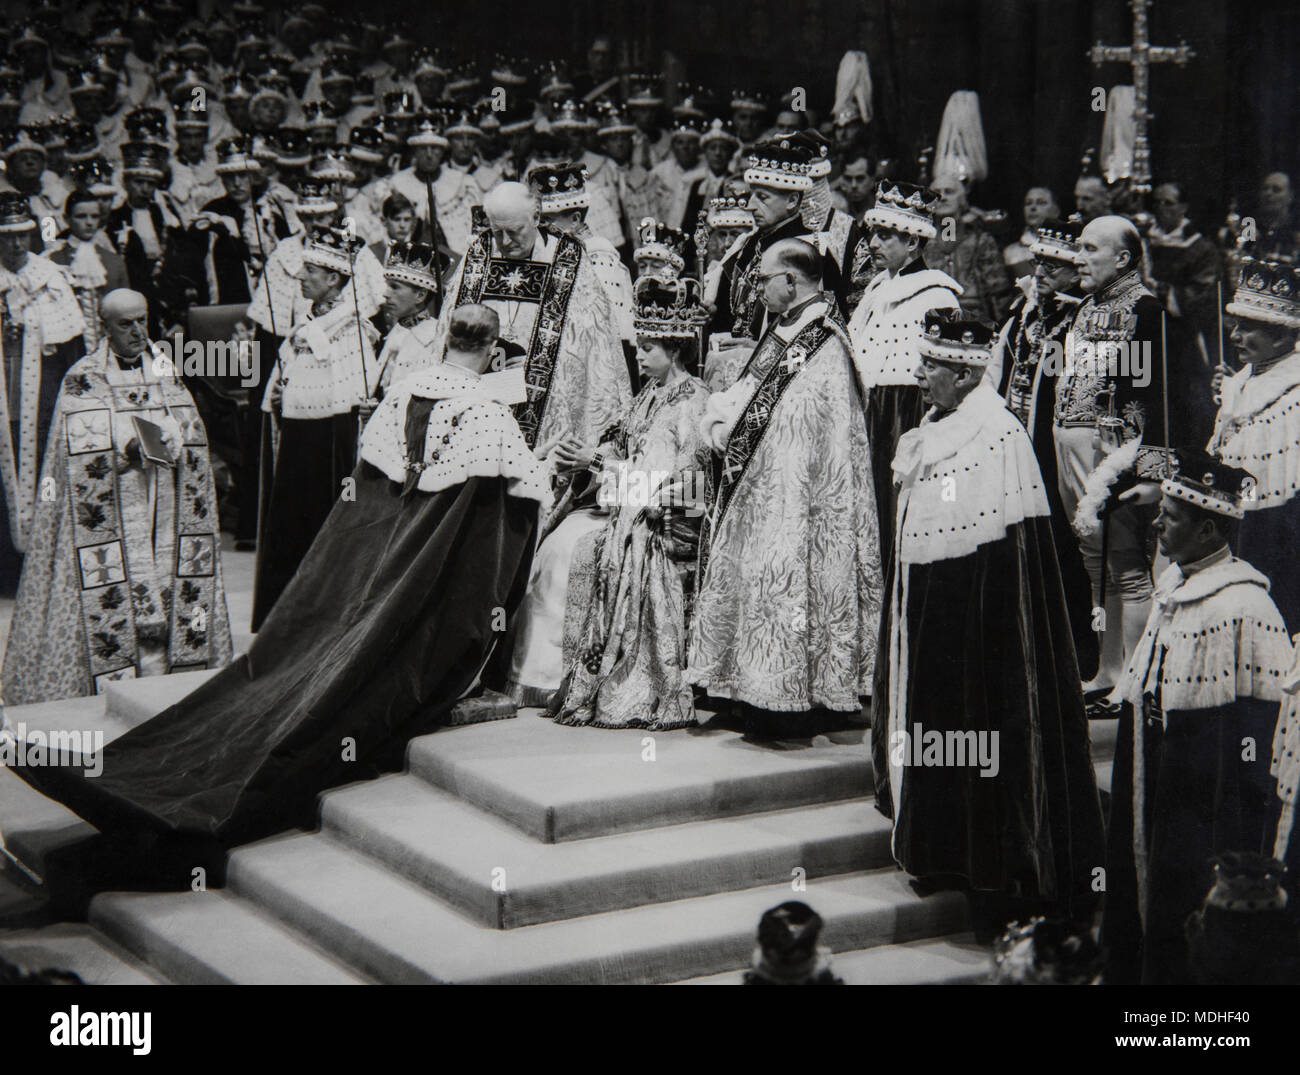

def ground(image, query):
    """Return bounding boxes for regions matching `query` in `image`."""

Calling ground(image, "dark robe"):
[1238,500,1300,633]
[870,382,1105,922]
[103,197,186,334]
[13,464,537,867]
[997,287,1097,677]
[250,298,378,629]
[251,411,357,629]
[1104,699,1281,984]
[1101,554,1292,983]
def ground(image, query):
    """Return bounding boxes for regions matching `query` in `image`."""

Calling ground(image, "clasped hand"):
[552,433,595,473]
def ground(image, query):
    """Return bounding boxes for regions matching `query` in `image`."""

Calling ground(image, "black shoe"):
[1086,697,1124,720]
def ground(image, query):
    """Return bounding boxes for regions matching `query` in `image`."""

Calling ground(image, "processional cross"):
[1089,0,1195,195]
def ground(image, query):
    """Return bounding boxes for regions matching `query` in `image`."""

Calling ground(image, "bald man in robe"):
[3,289,233,704]
[429,182,630,452]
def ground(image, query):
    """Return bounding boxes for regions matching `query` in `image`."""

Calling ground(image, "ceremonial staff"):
[1161,310,1171,465]
[348,238,376,452]
[1212,279,1232,404]
[248,193,284,390]
[423,175,446,315]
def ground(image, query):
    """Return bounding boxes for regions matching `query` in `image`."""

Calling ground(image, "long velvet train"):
[13,465,537,851]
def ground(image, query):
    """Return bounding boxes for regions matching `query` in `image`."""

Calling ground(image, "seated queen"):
[546,276,713,729]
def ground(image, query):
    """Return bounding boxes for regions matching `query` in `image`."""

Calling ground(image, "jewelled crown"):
[496,101,535,135]
[490,55,529,88]
[730,88,767,113]
[383,240,440,291]
[744,138,814,192]
[863,180,942,240]
[242,136,276,168]
[65,133,108,171]
[701,118,739,146]
[1225,257,1300,331]
[672,86,713,120]
[347,124,386,162]
[446,62,480,97]
[536,61,573,99]
[275,127,312,168]
[791,130,833,179]
[633,275,707,340]
[634,217,688,272]
[302,224,363,276]
[213,135,258,174]
[408,114,449,149]
[445,109,481,137]
[0,191,36,234]
[172,98,209,129]
[918,309,995,366]
[529,164,589,214]
[2,128,46,160]
[705,195,754,230]
[120,140,169,180]
[1029,219,1083,264]
[551,99,593,132]
[309,148,354,183]
[596,102,636,137]
[319,60,354,87]
[626,74,663,107]
[67,65,107,97]
[293,180,338,217]
[670,115,703,140]
[122,107,167,145]
[413,49,449,78]
[1161,447,1257,520]
[76,158,116,197]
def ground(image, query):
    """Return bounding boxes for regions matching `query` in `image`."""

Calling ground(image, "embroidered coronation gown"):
[551,373,712,729]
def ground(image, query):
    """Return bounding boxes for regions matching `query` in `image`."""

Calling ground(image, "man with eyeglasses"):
[692,238,880,739]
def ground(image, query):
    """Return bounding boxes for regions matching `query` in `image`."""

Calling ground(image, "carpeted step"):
[225,831,968,984]
[320,774,890,927]
[1,693,120,874]
[672,932,991,985]
[1,674,222,874]
[407,715,873,843]
[0,923,168,984]
[104,669,219,726]
[89,889,370,985]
